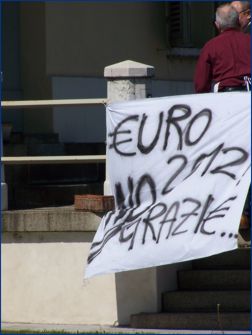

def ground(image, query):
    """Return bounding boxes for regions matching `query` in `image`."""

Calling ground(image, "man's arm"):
[194,47,213,93]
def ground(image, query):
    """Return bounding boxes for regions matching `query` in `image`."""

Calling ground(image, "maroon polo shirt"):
[194,28,251,93]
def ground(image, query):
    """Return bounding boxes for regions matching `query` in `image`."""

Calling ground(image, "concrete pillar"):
[102,60,192,325]
[1,71,8,211]
[103,60,158,325]
[1,143,8,210]
[103,60,154,195]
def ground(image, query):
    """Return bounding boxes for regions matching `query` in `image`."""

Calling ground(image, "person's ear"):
[215,21,221,31]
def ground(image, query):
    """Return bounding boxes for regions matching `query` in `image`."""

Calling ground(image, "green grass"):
[1,331,108,334]
[1,330,144,334]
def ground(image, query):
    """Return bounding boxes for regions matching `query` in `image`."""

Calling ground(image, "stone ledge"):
[2,206,102,232]
[104,60,155,78]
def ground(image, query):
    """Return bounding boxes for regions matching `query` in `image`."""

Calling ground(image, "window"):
[168,2,192,47]
[166,2,216,49]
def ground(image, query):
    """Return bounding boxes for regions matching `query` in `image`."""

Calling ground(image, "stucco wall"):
[44,2,214,81]
[2,231,118,325]
[45,3,168,79]
[2,230,169,325]
[2,208,168,325]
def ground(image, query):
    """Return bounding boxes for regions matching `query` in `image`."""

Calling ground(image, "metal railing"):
[1,98,107,165]
[1,98,107,109]
[1,98,109,210]
[1,155,106,165]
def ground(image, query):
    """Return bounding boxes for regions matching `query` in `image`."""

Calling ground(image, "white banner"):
[85,92,251,278]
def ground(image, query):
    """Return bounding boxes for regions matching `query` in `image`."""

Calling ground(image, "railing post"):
[103,60,155,195]
[1,138,8,210]
[1,71,8,210]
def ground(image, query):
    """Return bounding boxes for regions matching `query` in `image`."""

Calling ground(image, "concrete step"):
[130,312,251,330]
[8,183,103,210]
[23,133,59,144]
[4,143,65,156]
[2,206,102,233]
[28,163,104,184]
[162,290,250,313]
[5,162,105,186]
[178,269,251,291]
[4,143,28,156]
[27,143,65,155]
[27,142,105,156]
[64,142,105,155]
[8,132,25,144]
[4,142,105,185]
[5,140,105,154]
[3,138,106,209]
[192,249,250,270]
[7,132,59,145]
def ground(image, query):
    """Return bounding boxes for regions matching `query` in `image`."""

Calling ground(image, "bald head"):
[231,1,251,31]
[215,4,239,32]
[231,1,250,13]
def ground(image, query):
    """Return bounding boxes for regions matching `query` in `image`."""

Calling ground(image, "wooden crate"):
[74,194,115,212]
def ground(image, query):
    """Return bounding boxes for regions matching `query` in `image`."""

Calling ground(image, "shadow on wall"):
[115,260,192,326]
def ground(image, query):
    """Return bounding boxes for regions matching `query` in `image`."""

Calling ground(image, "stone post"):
[1,140,8,210]
[103,60,154,195]
[103,60,159,325]
[1,70,8,210]
[100,61,191,325]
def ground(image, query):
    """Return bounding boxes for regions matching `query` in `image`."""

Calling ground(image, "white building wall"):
[2,230,162,325]
[2,232,118,325]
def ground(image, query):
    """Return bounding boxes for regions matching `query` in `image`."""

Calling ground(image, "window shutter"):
[166,2,216,49]
[169,2,183,46]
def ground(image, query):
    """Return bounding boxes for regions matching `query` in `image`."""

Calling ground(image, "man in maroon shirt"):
[194,3,251,93]
[231,1,251,33]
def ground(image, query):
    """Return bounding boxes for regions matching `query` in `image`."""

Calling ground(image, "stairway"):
[131,249,251,330]
[4,132,105,209]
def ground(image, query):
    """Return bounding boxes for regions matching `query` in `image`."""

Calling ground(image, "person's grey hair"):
[216,4,239,29]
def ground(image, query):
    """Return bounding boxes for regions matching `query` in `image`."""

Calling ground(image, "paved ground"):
[1,322,251,334]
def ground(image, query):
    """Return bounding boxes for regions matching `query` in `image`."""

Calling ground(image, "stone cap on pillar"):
[104,60,155,78]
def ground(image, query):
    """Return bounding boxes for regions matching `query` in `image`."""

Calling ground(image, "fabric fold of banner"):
[85,92,251,279]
